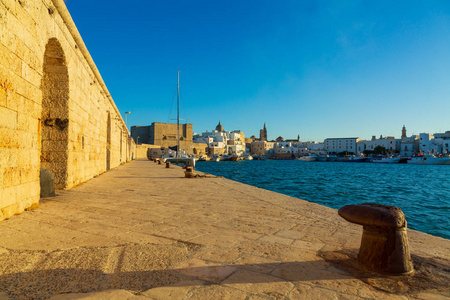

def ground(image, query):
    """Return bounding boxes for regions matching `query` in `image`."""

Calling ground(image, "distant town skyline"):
[66,0,450,141]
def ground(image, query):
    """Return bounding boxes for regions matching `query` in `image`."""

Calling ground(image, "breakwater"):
[196,160,450,239]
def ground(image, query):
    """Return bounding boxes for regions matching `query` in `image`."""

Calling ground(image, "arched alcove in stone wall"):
[106,111,111,170]
[40,38,69,189]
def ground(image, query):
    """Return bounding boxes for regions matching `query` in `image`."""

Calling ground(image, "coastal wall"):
[0,0,133,220]
[192,142,207,156]
[135,144,160,159]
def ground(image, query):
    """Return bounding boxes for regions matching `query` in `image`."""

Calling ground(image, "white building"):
[195,123,247,156]
[419,133,442,154]
[360,137,401,154]
[430,131,450,154]
[400,135,419,156]
[324,138,360,154]
[306,142,324,153]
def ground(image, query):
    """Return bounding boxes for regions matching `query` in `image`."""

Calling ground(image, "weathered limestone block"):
[39,168,55,197]
[1,203,19,219]
[0,106,18,130]
[0,89,7,107]
[338,203,414,274]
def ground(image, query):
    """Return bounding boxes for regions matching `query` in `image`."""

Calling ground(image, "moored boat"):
[371,156,401,164]
[164,154,195,167]
[340,156,369,162]
[229,155,239,161]
[316,154,337,162]
[407,155,450,165]
[316,154,328,162]
[297,154,316,161]
[242,154,253,160]
[327,155,337,162]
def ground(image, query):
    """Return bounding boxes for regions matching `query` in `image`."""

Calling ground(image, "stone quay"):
[0,159,448,299]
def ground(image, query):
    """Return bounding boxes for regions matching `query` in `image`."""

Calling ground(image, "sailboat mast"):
[176,70,180,158]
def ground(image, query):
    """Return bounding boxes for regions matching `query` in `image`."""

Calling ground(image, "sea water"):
[195,160,450,240]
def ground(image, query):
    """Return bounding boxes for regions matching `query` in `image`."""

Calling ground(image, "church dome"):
[215,121,224,132]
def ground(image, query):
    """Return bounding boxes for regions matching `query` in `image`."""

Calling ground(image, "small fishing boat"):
[297,154,316,161]
[242,154,253,160]
[316,154,337,162]
[340,156,369,162]
[407,154,450,165]
[229,155,239,161]
[371,156,401,164]
[220,155,230,161]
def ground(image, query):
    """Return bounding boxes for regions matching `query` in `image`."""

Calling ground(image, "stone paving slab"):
[0,159,448,299]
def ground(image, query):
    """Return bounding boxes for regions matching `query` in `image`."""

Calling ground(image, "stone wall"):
[0,0,135,220]
[131,122,195,154]
[151,122,193,152]
[135,144,161,159]
[192,143,207,156]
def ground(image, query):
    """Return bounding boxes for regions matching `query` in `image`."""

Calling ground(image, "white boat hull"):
[372,157,401,164]
[408,156,450,165]
[297,156,316,162]
[164,157,195,167]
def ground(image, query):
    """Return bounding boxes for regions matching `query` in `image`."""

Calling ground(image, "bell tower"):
[260,123,267,141]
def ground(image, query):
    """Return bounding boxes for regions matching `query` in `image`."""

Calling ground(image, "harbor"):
[195,160,450,240]
[1,0,450,299]
[0,159,448,299]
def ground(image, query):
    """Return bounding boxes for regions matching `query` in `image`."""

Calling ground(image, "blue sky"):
[66,0,450,142]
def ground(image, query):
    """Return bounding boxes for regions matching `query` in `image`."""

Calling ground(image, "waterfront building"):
[433,131,450,139]
[400,135,419,156]
[360,137,401,154]
[356,140,366,155]
[130,122,196,154]
[419,133,442,154]
[250,141,275,158]
[227,131,246,155]
[245,137,256,153]
[306,142,324,153]
[273,141,307,159]
[274,142,294,159]
[197,122,246,156]
[324,138,360,154]
[434,131,450,154]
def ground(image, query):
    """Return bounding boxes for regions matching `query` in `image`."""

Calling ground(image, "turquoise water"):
[195,160,450,240]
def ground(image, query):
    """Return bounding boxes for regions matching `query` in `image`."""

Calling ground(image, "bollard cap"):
[338,203,406,228]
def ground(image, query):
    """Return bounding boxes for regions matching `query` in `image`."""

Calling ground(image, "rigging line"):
[168,84,177,122]
[179,91,188,123]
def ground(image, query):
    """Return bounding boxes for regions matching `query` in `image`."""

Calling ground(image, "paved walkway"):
[0,159,448,299]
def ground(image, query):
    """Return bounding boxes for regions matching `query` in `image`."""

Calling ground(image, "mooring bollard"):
[165,161,171,168]
[338,203,414,274]
[157,159,162,165]
[184,166,195,178]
